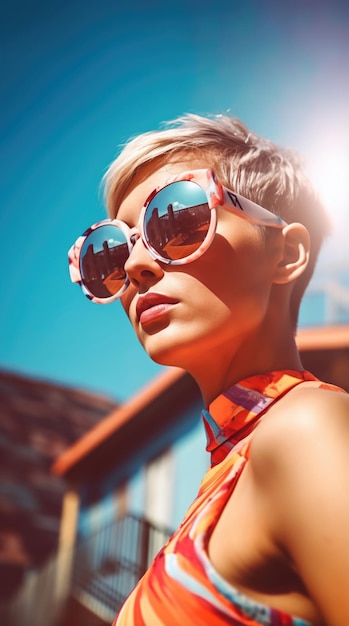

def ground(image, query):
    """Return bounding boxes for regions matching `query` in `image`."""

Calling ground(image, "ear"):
[273,223,311,285]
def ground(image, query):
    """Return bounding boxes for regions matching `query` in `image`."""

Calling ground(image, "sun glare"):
[305,133,348,226]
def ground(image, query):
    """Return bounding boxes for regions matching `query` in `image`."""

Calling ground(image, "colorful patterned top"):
[113,370,344,626]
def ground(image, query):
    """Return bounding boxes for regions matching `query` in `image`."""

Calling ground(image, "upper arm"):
[250,388,349,626]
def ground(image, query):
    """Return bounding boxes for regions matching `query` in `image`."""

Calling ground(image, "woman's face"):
[116,160,283,375]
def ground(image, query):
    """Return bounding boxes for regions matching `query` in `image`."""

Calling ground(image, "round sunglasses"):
[68,168,287,304]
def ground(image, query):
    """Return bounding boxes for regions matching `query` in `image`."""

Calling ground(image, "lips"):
[136,292,179,324]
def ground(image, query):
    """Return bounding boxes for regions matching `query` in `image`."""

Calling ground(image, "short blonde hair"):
[103,113,330,325]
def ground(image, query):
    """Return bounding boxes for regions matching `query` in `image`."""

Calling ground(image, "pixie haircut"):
[103,113,330,327]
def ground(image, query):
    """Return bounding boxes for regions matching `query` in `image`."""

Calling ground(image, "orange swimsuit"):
[113,370,343,626]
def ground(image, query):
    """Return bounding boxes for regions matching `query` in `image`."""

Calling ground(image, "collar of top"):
[202,369,318,467]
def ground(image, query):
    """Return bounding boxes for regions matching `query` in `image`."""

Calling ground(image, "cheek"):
[187,233,260,295]
[185,235,273,328]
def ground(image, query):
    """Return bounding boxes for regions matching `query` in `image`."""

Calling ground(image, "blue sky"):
[1,0,348,402]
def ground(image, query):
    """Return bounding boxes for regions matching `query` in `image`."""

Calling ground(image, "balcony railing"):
[70,513,172,622]
[4,513,173,626]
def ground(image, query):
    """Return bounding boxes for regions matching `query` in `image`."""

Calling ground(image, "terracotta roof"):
[0,369,117,585]
[52,325,349,479]
[51,367,191,479]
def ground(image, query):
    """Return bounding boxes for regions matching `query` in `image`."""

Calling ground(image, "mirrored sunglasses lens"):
[80,224,129,298]
[144,181,211,260]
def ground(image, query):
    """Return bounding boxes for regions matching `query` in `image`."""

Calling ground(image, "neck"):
[188,323,303,406]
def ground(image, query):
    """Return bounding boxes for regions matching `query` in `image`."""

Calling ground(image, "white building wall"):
[144,449,173,529]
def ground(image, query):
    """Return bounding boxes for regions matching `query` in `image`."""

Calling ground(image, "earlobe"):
[273,223,310,285]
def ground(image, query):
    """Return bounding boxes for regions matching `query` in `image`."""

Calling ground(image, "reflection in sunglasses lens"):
[80,225,129,298]
[144,181,211,260]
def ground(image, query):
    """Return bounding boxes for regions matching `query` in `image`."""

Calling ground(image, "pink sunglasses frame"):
[68,168,287,304]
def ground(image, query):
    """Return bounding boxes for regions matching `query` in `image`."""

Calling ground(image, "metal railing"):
[70,513,172,622]
[4,513,172,626]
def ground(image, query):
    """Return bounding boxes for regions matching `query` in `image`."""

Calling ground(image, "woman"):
[69,114,349,625]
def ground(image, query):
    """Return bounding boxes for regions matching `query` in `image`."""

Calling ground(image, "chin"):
[141,334,204,372]
[143,344,180,368]
[138,332,184,368]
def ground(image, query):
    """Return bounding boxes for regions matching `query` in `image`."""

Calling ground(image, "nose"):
[125,235,165,292]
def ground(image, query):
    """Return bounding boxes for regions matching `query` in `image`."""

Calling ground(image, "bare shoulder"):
[248,382,349,539]
[250,383,349,468]
[248,384,349,624]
